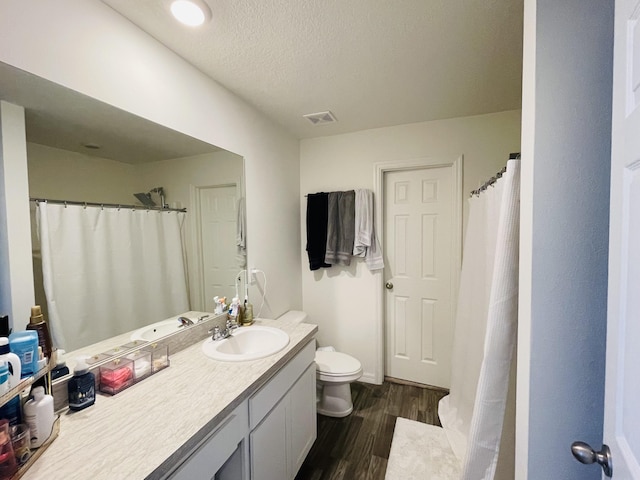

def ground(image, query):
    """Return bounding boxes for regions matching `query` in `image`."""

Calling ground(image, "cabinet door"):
[169,403,248,480]
[250,398,288,480]
[288,364,317,477]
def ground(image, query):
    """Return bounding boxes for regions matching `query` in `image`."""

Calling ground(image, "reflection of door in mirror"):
[197,184,241,312]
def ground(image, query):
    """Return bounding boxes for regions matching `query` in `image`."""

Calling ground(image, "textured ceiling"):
[101,0,524,139]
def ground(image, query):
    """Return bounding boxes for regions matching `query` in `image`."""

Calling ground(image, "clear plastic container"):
[126,350,152,382]
[149,344,169,373]
[99,358,134,395]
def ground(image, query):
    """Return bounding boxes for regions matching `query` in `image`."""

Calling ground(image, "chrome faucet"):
[226,318,239,332]
[178,316,194,327]
[209,319,239,341]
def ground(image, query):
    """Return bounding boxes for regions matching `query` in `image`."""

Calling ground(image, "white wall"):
[27,143,137,203]
[0,101,34,324]
[0,0,302,321]
[517,1,613,478]
[300,110,521,382]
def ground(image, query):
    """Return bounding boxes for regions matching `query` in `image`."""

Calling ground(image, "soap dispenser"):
[67,357,95,411]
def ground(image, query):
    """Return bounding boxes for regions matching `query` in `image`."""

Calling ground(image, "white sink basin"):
[131,318,185,342]
[201,326,290,362]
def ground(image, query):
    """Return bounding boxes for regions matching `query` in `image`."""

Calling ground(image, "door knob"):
[385,282,393,289]
[571,441,613,477]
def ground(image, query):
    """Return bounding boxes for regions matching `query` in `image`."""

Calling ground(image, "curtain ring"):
[64,201,67,208]
[83,202,87,209]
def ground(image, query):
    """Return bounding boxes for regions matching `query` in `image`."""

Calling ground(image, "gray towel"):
[325,191,355,266]
[353,189,384,271]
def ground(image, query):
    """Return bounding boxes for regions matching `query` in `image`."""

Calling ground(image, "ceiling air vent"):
[303,111,337,126]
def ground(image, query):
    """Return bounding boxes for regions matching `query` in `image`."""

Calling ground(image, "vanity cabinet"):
[249,341,316,480]
[166,339,316,480]
[168,401,249,480]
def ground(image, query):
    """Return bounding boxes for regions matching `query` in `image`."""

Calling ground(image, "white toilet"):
[315,349,363,417]
[275,311,363,418]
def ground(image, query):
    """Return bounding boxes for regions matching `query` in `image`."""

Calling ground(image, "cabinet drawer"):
[249,339,315,429]
[169,401,248,479]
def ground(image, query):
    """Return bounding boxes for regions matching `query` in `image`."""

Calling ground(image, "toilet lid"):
[315,351,362,376]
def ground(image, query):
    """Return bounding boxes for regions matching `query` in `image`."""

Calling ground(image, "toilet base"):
[317,382,354,418]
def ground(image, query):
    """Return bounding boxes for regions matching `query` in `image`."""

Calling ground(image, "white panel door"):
[198,185,238,312]
[601,0,640,477]
[384,166,456,388]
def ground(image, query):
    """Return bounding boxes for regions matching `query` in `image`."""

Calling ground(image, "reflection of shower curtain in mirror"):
[36,203,189,351]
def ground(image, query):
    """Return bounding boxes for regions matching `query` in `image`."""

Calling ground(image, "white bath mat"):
[385,417,462,480]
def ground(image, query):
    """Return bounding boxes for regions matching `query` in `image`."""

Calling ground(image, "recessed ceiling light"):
[170,0,211,27]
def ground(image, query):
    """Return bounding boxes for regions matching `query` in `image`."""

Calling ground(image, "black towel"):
[306,193,332,271]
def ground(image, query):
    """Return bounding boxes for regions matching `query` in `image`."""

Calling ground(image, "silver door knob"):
[571,441,613,477]
[385,282,393,289]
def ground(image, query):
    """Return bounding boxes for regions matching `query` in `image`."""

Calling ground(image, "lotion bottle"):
[0,337,21,389]
[24,386,54,448]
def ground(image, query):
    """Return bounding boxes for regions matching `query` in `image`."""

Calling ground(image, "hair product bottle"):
[26,306,53,362]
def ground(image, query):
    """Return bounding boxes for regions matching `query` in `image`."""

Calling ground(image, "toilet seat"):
[315,350,362,417]
[315,351,362,377]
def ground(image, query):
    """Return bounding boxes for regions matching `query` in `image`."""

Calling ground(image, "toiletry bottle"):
[237,303,244,325]
[8,331,38,378]
[0,396,22,426]
[67,357,95,411]
[0,338,20,389]
[26,306,53,362]
[0,362,8,395]
[0,419,17,478]
[0,315,10,337]
[24,386,54,448]
[243,298,254,325]
[228,297,239,320]
[51,349,69,380]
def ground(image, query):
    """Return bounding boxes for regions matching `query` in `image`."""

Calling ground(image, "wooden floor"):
[295,381,448,480]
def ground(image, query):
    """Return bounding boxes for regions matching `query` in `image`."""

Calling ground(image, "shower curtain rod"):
[30,197,187,213]
[470,152,521,197]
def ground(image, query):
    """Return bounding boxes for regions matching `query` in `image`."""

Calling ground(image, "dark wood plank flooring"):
[295,381,448,480]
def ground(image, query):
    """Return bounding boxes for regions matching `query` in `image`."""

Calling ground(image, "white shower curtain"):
[37,203,190,352]
[438,159,520,479]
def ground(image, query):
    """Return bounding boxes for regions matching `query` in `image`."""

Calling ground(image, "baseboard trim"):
[384,376,450,393]
[359,372,381,385]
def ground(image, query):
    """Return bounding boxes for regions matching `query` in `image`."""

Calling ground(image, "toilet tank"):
[276,310,308,324]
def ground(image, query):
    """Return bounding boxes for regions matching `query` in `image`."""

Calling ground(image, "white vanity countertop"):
[22,318,318,480]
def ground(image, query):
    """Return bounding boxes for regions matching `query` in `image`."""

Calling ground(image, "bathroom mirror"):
[0,61,247,354]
